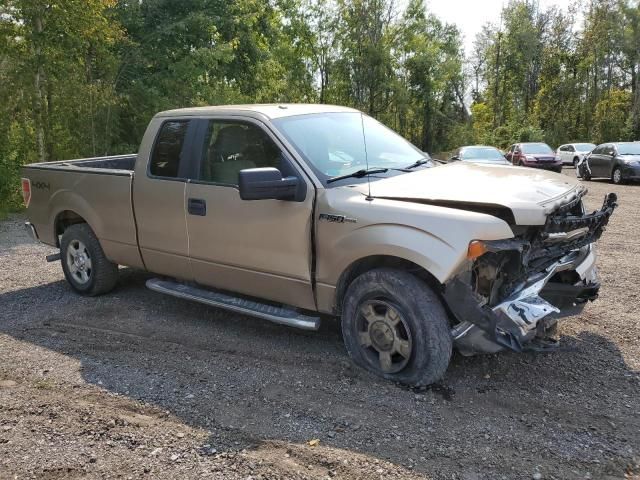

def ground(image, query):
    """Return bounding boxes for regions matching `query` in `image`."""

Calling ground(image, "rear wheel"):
[341,268,452,386]
[60,224,118,296]
[612,167,624,185]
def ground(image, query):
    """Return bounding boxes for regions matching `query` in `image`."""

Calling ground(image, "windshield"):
[272,112,428,185]
[575,143,596,151]
[521,143,554,154]
[617,143,640,155]
[461,146,505,162]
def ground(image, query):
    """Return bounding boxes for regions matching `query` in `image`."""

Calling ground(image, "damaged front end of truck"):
[444,192,618,355]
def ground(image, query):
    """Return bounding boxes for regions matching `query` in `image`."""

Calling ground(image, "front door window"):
[199,121,288,186]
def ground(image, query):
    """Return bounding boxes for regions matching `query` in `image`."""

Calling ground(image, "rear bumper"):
[24,222,39,241]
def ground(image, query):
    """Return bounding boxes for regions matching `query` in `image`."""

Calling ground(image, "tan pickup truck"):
[21,104,617,386]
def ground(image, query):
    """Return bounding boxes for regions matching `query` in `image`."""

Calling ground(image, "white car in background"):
[557,143,596,168]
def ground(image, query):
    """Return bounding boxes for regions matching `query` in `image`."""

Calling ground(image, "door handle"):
[188,198,206,216]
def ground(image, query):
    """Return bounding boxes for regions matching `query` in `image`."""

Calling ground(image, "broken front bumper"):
[448,246,598,355]
[444,193,616,356]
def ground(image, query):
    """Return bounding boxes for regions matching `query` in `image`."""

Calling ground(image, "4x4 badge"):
[319,213,357,224]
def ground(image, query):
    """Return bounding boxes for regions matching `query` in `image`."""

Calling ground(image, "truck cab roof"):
[156,103,360,120]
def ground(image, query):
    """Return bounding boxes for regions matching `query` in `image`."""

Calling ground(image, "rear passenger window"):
[150,121,189,178]
[199,121,288,186]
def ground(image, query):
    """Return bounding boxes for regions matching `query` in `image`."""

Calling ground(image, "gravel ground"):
[1,169,639,479]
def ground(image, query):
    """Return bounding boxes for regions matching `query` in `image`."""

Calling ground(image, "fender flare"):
[49,190,103,246]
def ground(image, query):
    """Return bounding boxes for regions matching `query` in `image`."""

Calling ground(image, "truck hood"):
[354,162,585,226]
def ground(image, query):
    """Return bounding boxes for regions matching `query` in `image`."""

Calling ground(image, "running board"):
[146,278,321,331]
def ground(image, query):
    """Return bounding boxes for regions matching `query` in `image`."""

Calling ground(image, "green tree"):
[0,0,122,213]
[593,89,633,142]
[398,0,466,152]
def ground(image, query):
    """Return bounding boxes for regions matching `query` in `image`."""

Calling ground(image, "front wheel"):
[341,268,452,386]
[573,157,580,168]
[612,167,624,185]
[60,223,119,296]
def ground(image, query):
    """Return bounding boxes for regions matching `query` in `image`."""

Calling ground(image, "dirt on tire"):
[1,169,639,479]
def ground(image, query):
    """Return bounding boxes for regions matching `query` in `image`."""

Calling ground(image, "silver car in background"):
[448,145,511,165]
[557,143,596,168]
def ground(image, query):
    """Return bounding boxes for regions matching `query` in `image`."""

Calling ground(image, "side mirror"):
[238,167,300,201]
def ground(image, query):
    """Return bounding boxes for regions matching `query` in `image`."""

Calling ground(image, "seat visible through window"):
[200,122,285,185]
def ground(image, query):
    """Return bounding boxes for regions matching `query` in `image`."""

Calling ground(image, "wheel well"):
[334,255,442,314]
[54,210,86,247]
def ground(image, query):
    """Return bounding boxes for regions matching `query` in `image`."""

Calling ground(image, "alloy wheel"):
[356,299,413,374]
[613,168,622,184]
[66,239,92,284]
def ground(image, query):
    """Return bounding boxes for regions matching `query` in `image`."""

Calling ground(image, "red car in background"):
[505,142,563,173]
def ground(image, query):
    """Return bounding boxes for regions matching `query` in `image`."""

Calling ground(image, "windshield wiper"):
[326,167,389,184]
[404,158,432,169]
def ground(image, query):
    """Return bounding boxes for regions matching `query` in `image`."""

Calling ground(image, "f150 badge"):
[319,213,357,224]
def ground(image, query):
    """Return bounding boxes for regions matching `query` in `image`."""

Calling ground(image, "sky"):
[426,0,576,56]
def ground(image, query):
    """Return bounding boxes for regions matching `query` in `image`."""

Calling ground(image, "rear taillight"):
[21,178,31,207]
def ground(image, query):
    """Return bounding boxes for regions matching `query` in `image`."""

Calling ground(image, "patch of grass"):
[0,204,25,221]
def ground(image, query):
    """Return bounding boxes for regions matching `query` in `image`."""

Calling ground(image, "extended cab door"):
[184,117,316,310]
[133,118,199,281]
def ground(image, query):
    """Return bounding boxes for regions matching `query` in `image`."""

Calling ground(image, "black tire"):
[60,223,118,296]
[579,164,591,181]
[612,167,624,185]
[553,167,562,173]
[573,157,579,168]
[341,268,452,386]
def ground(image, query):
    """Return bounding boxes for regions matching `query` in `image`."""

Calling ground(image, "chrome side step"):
[146,278,321,331]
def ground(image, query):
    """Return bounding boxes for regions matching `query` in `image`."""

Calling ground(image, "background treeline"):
[470,0,640,149]
[1,0,639,213]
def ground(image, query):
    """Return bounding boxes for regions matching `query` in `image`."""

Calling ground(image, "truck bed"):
[22,153,144,269]
[25,154,137,175]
